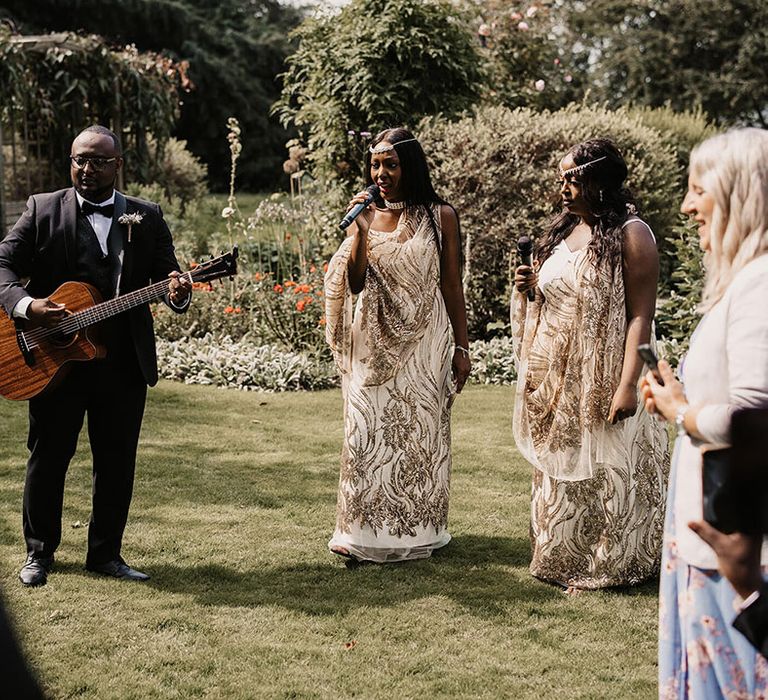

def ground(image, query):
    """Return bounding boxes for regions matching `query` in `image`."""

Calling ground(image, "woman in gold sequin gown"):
[511,139,669,590]
[324,128,471,563]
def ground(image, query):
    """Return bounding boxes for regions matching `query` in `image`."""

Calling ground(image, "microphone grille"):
[517,235,533,254]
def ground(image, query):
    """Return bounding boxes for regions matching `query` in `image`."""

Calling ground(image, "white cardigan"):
[674,253,768,569]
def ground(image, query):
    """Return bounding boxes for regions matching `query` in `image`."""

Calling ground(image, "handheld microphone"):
[339,184,380,231]
[517,235,536,302]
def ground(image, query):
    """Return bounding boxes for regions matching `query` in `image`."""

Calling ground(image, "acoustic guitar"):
[0,248,238,401]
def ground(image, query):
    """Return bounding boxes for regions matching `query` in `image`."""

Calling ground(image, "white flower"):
[118,212,144,226]
[526,6,538,17]
[534,79,546,91]
[221,206,236,219]
[118,211,144,242]
[517,21,529,30]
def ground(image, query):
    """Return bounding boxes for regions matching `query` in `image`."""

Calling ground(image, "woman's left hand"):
[452,349,471,394]
[641,360,686,423]
[608,383,638,424]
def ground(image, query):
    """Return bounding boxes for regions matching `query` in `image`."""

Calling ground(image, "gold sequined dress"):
[324,204,454,562]
[511,222,669,589]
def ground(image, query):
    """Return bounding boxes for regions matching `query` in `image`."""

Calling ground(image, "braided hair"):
[536,138,638,271]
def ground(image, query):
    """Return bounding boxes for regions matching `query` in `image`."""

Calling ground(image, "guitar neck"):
[70,272,192,331]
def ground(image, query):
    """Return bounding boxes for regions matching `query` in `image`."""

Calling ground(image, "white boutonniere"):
[118,211,144,243]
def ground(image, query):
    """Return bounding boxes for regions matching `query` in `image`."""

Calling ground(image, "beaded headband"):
[369,138,418,154]
[560,155,607,177]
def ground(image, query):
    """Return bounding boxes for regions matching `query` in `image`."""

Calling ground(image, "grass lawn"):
[0,383,659,699]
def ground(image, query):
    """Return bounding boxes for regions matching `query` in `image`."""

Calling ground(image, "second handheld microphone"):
[339,184,380,231]
[517,235,536,302]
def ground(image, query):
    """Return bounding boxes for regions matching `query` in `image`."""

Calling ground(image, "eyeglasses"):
[70,156,118,171]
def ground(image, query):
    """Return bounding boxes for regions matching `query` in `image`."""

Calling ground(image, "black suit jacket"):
[734,582,768,659]
[0,187,184,385]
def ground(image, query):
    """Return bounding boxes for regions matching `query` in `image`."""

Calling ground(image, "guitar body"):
[0,282,106,401]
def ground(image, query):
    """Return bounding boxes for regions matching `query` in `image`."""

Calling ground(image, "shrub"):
[147,135,208,211]
[468,337,517,385]
[655,219,705,363]
[420,103,681,339]
[275,0,483,187]
[156,335,338,392]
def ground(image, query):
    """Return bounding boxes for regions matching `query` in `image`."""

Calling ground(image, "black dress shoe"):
[86,560,150,581]
[19,554,54,587]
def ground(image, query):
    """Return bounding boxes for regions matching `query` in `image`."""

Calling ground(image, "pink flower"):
[517,21,529,30]
[564,74,573,83]
[534,79,545,91]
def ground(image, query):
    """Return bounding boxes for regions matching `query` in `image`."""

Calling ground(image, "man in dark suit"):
[0,125,192,586]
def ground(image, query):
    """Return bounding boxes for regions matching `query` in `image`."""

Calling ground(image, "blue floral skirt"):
[658,450,768,699]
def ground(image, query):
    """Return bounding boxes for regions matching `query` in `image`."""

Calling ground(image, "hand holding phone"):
[637,343,664,386]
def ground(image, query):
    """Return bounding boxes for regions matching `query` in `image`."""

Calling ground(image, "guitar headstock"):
[189,247,238,283]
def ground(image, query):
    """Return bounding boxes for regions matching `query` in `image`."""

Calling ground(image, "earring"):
[599,189,604,203]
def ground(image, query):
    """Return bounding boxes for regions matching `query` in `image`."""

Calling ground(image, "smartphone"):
[637,343,664,385]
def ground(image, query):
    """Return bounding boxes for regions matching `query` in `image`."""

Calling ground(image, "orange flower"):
[284,280,296,287]
[293,286,303,294]
[309,265,316,273]
[234,306,242,314]
[285,231,292,240]
[323,262,329,272]
[224,305,234,314]
[273,284,283,293]
[319,317,326,326]
[299,284,311,293]
[254,272,262,281]
[315,290,324,296]
[296,300,306,312]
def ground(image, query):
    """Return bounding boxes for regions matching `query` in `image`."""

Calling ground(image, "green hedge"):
[420,103,695,339]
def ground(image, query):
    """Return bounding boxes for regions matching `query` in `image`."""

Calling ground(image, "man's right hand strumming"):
[27,299,67,328]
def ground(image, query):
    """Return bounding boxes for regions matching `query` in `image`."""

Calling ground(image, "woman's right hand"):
[346,191,376,236]
[514,264,538,294]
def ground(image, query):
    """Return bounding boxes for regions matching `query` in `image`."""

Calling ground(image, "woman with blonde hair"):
[642,127,768,698]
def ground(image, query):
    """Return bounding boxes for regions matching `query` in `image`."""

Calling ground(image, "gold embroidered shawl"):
[510,249,630,480]
[325,205,441,386]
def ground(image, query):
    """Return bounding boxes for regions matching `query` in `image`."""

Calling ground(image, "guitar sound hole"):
[50,331,79,348]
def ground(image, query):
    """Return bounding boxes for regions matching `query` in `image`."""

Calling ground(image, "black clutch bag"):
[702,409,768,535]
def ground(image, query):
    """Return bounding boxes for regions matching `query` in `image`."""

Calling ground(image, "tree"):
[471,0,587,111]
[274,0,484,187]
[0,0,303,189]
[566,0,768,126]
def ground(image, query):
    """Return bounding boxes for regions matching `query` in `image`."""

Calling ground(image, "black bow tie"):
[81,201,114,217]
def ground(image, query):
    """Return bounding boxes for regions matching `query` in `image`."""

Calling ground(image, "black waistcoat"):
[74,214,136,364]
[74,214,120,299]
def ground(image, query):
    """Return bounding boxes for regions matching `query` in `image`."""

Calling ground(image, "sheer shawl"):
[325,204,441,386]
[510,249,629,480]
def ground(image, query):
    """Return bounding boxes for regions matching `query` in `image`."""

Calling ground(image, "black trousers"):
[23,345,147,565]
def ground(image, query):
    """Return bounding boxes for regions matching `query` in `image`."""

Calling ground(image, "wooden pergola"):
[0,33,126,233]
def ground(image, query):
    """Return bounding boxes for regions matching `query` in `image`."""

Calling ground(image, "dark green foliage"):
[0,0,302,190]
[275,0,484,187]
[0,29,184,192]
[567,0,768,127]
[655,219,705,362]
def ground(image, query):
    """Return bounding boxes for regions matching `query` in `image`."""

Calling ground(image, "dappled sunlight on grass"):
[0,383,660,698]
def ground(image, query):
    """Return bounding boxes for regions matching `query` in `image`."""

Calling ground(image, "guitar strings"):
[21,270,200,349]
